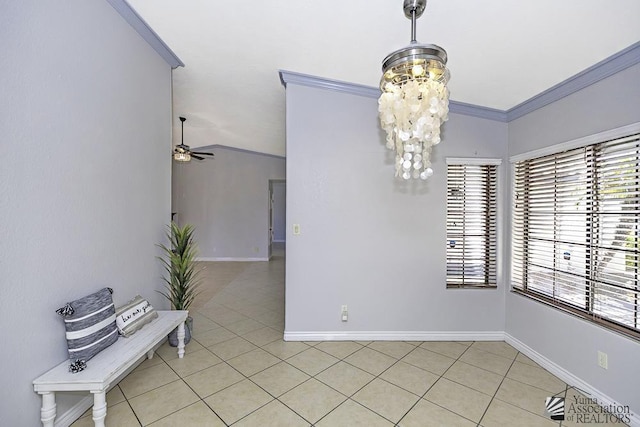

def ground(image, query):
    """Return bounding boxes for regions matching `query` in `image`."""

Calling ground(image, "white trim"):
[193,144,285,160]
[507,41,640,121]
[278,70,509,122]
[279,43,640,124]
[106,0,184,69]
[505,333,639,426]
[283,330,505,342]
[51,340,168,426]
[446,157,503,166]
[196,257,269,262]
[448,101,507,122]
[54,330,638,426]
[508,162,517,291]
[279,70,380,99]
[509,122,640,163]
[36,311,188,426]
[54,396,93,427]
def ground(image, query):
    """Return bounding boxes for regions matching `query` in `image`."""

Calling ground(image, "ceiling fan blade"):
[191,151,214,156]
[191,154,205,161]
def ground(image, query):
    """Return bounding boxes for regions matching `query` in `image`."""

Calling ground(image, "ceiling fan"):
[173,116,214,162]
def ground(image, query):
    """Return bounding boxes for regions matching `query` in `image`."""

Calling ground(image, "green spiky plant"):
[158,222,202,311]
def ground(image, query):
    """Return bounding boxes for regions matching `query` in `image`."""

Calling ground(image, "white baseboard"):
[51,329,638,426]
[505,333,639,427]
[283,330,636,425]
[54,396,92,427]
[50,347,164,426]
[196,257,269,262]
[284,330,506,342]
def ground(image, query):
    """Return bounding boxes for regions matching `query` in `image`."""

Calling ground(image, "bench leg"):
[39,392,56,427]
[177,321,186,359]
[147,349,155,359]
[91,390,107,427]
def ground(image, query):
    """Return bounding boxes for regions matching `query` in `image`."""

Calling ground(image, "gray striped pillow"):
[56,287,119,372]
[115,295,158,337]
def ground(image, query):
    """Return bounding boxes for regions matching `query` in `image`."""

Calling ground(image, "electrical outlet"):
[293,224,301,235]
[341,305,348,322]
[597,351,608,369]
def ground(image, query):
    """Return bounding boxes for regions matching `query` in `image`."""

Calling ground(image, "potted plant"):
[158,222,202,346]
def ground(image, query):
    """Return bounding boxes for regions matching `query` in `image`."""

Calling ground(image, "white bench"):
[33,310,188,427]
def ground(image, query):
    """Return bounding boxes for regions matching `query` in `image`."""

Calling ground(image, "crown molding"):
[280,42,640,124]
[448,101,508,122]
[193,144,286,160]
[107,0,184,69]
[279,70,380,98]
[279,70,506,121]
[506,41,640,121]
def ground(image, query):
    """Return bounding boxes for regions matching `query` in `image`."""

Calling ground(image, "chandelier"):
[378,0,450,180]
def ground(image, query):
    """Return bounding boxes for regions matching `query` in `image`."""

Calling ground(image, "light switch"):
[293,224,301,235]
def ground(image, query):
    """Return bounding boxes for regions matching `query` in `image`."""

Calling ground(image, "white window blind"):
[512,133,640,338]
[446,161,499,288]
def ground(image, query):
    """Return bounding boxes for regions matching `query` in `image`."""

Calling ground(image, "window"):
[446,159,500,288]
[512,133,640,338]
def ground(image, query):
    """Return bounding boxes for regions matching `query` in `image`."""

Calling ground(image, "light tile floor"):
[72,249,627,426]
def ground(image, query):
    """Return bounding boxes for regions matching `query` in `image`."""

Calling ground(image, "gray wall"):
[506,62,640,416]
[172,147,286,260]
[284,84,508,336]
[0,1,173,424]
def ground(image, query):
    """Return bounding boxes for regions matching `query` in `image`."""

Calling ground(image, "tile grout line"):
[189,321,315,425]
[313,342,444,425]
[109,252,574,427]
[489,354,568,425]
[119,384,144,427]
[395,341,479,426]
[474,348,519,426]
[266,342,405,425]
[166,333,271,426]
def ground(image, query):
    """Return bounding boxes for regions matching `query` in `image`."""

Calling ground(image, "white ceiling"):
[127,0,640,157]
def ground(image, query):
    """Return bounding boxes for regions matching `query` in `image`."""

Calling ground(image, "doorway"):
[268,180,286,259]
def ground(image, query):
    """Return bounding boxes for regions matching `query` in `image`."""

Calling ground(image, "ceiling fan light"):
[173,116,199,163]
[173,151,191,162]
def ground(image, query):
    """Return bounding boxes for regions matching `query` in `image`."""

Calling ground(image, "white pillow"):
[115,295,158,338]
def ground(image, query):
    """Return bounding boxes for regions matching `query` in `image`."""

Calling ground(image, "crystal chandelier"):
[378,0,450,180]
